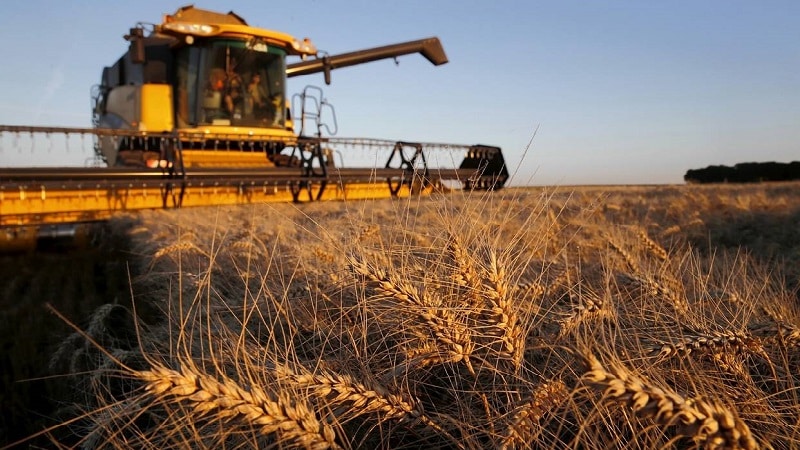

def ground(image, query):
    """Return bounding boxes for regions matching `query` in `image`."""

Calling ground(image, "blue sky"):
[0,1,797,185]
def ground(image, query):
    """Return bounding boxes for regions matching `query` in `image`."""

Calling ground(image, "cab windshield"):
[176,39,287,129]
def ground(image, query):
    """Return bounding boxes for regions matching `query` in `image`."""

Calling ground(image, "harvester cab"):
[92,6,315,168]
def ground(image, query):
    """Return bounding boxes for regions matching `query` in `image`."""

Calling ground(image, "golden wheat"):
[625,273,691,317]
[581,353,759,449]
[604,233,639,272]
[516,279,546,300]
[649,329,773,383]
[28,182,800,449]
[153,240,201,259]
[634,227,669,261]
[660,224,682,238]
[501,379,569,449]
[447,233,483,311]
[348,254,476,374]
[650,330,763,361]
[230,239,262,257]
[483,250,525,367]
[136,360,340,449]
[273,363,422,422]
[770,323,800,349]
[557,292,608,339]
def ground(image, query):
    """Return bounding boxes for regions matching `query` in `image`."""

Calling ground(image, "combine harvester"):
[0,6,507,247]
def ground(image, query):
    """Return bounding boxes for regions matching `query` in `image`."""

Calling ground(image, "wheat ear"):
[516,279,546,300]
[447,234,483,311]
[650,330,765,361]
[349,255,476,375]
[628,273,690,316]
[581,354,758,450]
[649,330,768,382]
[153,241,201,259]
[767,322,800,349]
[501,379,569,449]
[483,250,525,367]
[557,294,607,339]
[137,361,340,449]
[274,364,461,444]
[274,364,422,422]
[604,233,638,272]
[635,227,668,261]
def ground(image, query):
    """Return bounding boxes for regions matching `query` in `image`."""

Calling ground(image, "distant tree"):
[684,161,800,184]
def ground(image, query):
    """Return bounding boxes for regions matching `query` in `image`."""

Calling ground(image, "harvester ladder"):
[292,85,338,139]
[289,86,339,202]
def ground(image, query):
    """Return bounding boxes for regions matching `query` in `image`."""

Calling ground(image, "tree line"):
[684,161,800,183]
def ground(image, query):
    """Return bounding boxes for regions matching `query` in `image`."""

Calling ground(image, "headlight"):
[162,22,219,36]
[291,37,317,56]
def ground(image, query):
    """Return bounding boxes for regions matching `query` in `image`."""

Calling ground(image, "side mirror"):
[126,28,145,64]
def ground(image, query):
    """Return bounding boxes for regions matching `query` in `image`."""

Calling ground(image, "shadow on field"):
[0,218,139,447]
[692,204,800,296]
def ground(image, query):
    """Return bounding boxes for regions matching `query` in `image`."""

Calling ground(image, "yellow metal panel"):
[180,150,275,168]
[179,124,296,140]
[139,84,174,132]
[1,181,412,227]
[212,24,296,46]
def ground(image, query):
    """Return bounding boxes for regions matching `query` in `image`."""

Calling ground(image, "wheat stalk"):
[581,353,759,449]
[81,399,148,450]
[626,273,690,317]
[136,361,340,449]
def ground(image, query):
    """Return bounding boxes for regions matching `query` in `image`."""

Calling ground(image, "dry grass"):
[7,181,800,449]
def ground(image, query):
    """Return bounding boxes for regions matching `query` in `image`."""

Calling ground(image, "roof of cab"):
[159,5,316,56]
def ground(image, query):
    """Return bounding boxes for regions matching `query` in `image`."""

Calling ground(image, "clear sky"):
[0,1,797,185]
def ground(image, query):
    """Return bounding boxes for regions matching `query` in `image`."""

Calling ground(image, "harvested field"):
[2,181,800,448]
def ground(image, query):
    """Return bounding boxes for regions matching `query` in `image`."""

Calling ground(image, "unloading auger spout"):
[286,38,448,84]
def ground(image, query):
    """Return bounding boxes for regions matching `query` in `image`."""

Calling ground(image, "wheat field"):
[5,181,800,449]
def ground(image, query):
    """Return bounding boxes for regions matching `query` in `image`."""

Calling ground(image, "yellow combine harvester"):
[0,6,508,244]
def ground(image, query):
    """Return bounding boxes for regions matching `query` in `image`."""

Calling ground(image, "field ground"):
[1,181,799,448]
